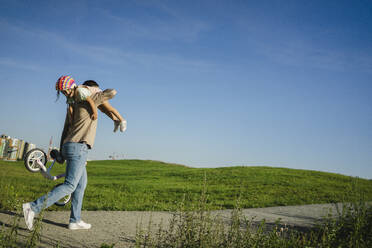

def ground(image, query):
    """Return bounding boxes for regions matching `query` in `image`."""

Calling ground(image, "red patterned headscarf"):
[55,75,77,91]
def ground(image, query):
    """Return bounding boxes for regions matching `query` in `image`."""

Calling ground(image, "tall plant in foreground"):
[0,200,45,248]
[135,177,372,248]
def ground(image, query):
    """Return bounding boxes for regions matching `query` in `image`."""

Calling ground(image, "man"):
[23,76,116,230]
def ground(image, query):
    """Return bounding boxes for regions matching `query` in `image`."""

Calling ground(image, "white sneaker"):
[113,120,120,132]
[23,203,35,230]
[120,120,127,132]
[68,220,91,230]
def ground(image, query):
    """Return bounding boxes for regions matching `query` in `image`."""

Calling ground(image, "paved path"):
[0,203,344,248]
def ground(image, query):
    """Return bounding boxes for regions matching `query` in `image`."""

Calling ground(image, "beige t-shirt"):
[61,88,116,149]
[61,101,97,149]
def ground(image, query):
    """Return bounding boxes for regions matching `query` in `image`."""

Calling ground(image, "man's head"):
[83,80,100,88]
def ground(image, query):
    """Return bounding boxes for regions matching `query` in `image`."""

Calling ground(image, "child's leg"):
[99,102,127,132]
[98,105,118,121]
[100,102,124,122]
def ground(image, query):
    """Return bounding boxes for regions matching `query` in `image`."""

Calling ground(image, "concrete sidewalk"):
[0,203,344,248]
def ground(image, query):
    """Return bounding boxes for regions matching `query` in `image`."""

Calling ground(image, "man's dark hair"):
[83,80,100,87]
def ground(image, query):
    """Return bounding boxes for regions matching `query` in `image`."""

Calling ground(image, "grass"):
[1,159,371,247]
[1,159,372,211]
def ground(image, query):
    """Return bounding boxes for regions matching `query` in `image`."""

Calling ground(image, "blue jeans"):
[31,142,88,223]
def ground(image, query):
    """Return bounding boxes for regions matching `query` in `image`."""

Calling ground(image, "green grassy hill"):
[1,160,371,211]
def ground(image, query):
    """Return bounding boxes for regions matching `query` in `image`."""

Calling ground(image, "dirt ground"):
[0,203,342,247]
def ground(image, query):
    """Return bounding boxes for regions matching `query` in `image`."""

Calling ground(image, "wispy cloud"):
[99,6,209,43]
[0,57,43,71]
[235,16,372,73]
[258,39,372,73]
[0,20,214,70]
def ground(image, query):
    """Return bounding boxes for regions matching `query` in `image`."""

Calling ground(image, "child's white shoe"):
[120,120,127,132]
[113,120,120,132]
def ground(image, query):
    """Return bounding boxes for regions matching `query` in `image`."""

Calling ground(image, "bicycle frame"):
[35,159,65,181]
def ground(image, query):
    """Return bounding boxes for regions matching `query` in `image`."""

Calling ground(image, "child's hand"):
[91,112,98,120]
[86,96,98,120]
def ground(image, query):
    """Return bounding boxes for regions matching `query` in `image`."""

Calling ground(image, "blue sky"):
[1,0,371,178]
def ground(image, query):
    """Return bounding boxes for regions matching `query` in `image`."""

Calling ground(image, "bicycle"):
[24,148,71,206]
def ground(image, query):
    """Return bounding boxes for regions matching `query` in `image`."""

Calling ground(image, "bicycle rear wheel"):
[53,183,72,206]
[24,148,47,173]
